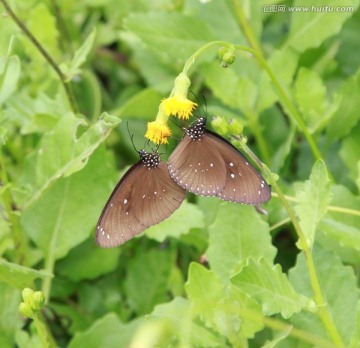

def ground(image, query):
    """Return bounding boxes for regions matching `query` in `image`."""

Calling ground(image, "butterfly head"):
[139,149,160,168]
[186,117,206,141]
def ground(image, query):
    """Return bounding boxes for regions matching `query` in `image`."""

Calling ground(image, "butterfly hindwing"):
[168,135,227,196]
[206,131,271,204]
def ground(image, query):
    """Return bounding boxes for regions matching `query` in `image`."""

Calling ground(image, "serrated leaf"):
[124,249,175,315]
[207,204,276,281]
[289,245,359,346]
[0,259,52,289]
[327,69,360,139]
[185,263,263,341]
[287,0,360,52]
[231,258,310,319]
[22,146,118,259]
[146,201,204,242]
[294,160,332,249]
[26,112,120,206]
[124,12,214,62]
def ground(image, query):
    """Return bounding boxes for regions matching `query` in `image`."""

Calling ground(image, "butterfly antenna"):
[126,121,139,153]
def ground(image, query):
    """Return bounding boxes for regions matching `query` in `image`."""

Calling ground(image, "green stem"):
[271,181,345,347]
[234,44,324,164]
[247,111,271,164]
[33,312,57,348]
[0,0,79,114]
[231,0,264,56]
[241,307,337,348]
[232,139,344,347]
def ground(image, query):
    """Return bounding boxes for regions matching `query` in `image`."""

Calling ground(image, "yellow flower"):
[162,96,197,120]
[162,72,197,119]
[145,121,172,145]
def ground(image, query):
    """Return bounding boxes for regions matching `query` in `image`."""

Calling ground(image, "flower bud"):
[22,288,34,301]
[19,302,35,319]
[29,291,45,310]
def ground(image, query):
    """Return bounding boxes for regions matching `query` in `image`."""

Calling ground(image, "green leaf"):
[294,67,329,132]
[286,0,360,52]
[0,283,22,348]
[124,12,214,62]
[56,239,121,282]
[22,146,118,259]
[124,249,175,315]
[113,88,163,121]
[327,69,360,139]
[26,3,60,59]
[257,47,299,113]
[149,297,225,347]
[316,185,360,264]
[184,0,246,44]
[185,263,224,325]
[0,55,21,104]
[68,313,141,348]
[289,245,359,346]
[0,259,52,289]
[185,263,263,341]
[145,201,204,242]
[231,258,310,319]
[63,29,97,79]
[207,204,276,281]
[25,112,120,206]
[294,160,332,249]
[339,123,360,183]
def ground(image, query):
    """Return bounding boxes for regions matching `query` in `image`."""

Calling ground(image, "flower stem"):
[231,0,264,56]
[33,312,57,348]
[232,139,344,347]
[0,0,79,114]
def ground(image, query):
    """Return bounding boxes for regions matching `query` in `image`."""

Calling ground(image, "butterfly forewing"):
[168,136,227,196]
[206,132,271,204]
[96,152,186,248]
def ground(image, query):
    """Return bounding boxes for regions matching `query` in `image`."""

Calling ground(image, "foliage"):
[0,0,360,347]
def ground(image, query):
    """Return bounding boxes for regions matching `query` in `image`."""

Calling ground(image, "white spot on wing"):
[123,198,128,205]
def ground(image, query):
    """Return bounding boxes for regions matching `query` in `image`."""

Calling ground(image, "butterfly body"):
[96,149,186,248]
[168,118,271,204]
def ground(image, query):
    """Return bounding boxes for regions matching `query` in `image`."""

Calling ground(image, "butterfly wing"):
[132,161,186,227]
[205,131,271,204]
[168,135,227,196]
[96,161,185,248]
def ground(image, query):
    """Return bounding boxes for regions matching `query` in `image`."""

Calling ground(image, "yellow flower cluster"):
[144,72,198,145]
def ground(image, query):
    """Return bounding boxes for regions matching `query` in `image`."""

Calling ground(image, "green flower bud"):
[29,291,45,310]
[227,118,244,135]
[22,288,34,301]
[211,116,229,137]
[218,47,236,67]
[218,47,228,60]
[19,301,35,319]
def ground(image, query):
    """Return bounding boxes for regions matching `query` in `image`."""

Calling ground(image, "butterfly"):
[168,117,271,204]
[96,149,186,248]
